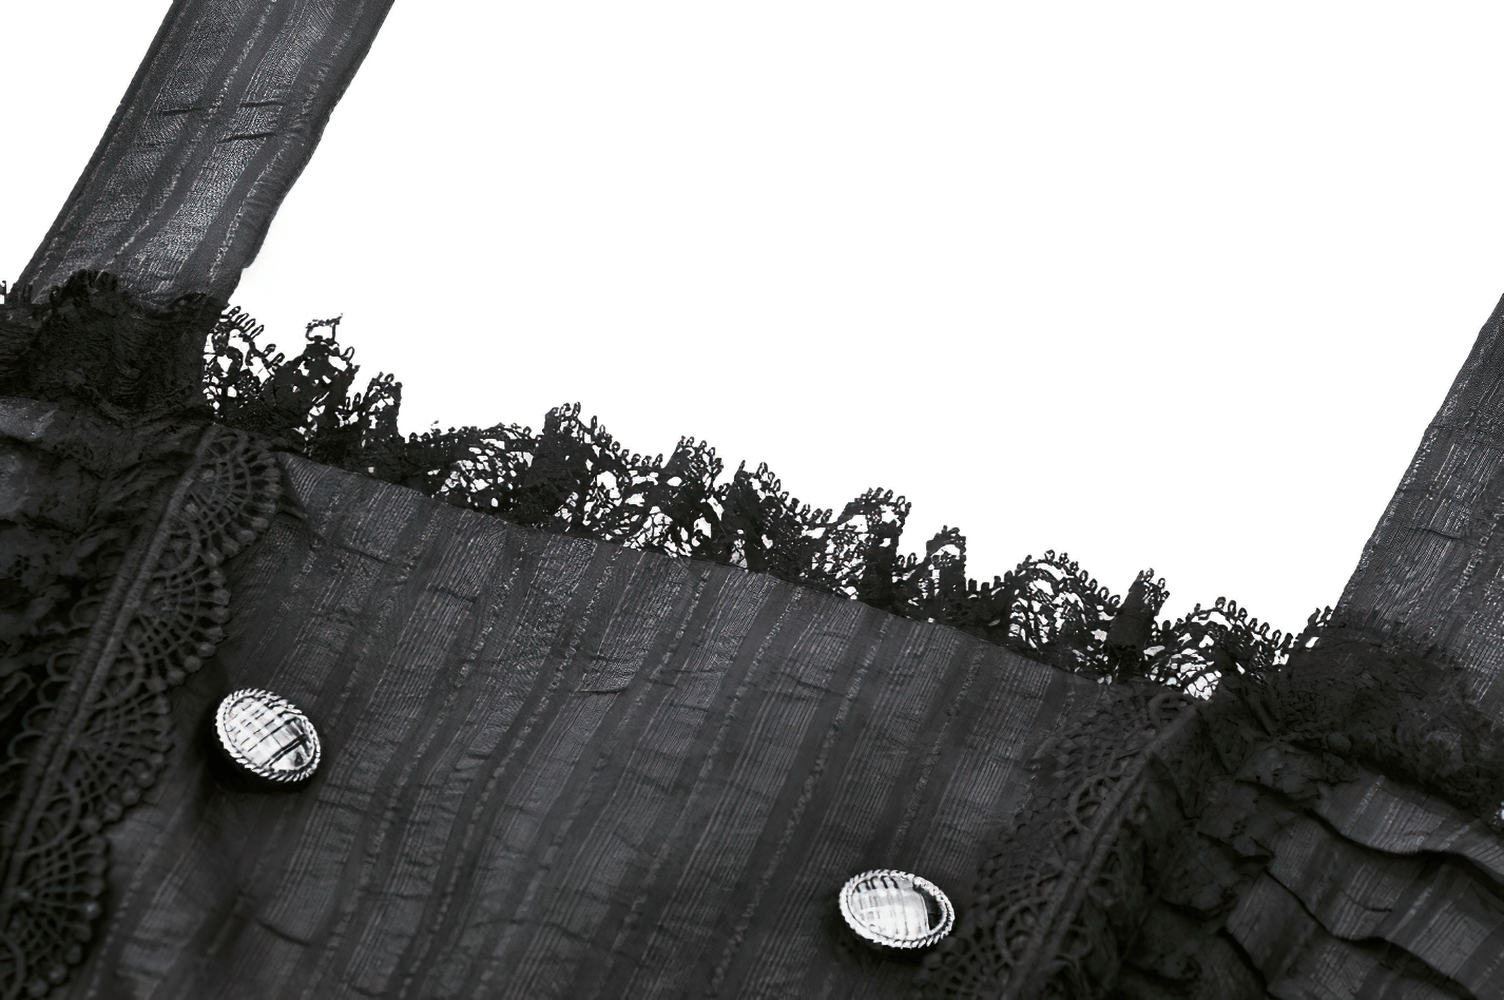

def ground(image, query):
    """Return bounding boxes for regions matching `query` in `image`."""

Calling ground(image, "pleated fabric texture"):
[62,454,1086,1000]
[1339,292,1504,718]
[18,0,395,307]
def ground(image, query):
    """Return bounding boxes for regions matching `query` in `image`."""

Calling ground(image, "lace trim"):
[915,684,1194,999]
[1237,611,1504,827]
[918,619,1504,997]
[0,271,220,419]
[0,425,279,1000]
[193,302,1311,695]
[0,277,1307,696]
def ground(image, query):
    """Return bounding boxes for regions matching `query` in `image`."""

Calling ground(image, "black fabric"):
[194,301,1308,695]
[6,274,1504,1000]
[1337,292,1504,721]
[0,272,219,418]
[18,0,396,307]
[48,452,1077,1000]
[1229,612,1504,825]
[0,276,1308,695]
[30,274,1498,826]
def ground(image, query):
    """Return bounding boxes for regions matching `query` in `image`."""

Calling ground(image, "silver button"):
[214,688,322,783]
[838,869,954,949]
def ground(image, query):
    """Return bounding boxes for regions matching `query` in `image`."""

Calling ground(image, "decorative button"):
[838,869,954,949]
[213,688,321,784]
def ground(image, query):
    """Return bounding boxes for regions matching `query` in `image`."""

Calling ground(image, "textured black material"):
[13,0,1503,993]
[8,276,1504,999]
[17,0,396,307]
[921,655,1504,999]
[194,299,1303,697]
[11,275,1500,821]
[0,403,280,1000]
[0,275,1308,698]
[0,273,219,418]
[1232,612,1504,827]
[43,451,1078,1000]
[203,299,1504,831]
[1338,291,1504,721]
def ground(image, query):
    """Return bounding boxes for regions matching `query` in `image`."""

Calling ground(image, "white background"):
[5,3,1503,634]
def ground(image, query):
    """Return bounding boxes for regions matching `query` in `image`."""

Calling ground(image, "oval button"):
[214,688,322,783]
[838,869,954,949]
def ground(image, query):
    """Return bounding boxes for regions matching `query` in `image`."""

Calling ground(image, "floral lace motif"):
[0,425,279,1000]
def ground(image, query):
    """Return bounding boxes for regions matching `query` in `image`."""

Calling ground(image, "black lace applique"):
[916,613,1504,999]
[914,684,1199,998]
[1228,611,1504,826]
[1,272,221,419]
[0,422,279,999]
